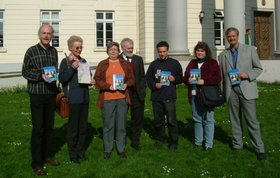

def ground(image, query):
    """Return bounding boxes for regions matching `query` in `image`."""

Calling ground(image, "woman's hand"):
[197,79,204,85]
[71,58,79,69]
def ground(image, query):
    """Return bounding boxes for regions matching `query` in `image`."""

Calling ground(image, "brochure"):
[77,61,91,84]
[190,69,201,84]
[228,69,241,85]
[43,66,58,82]
[113,74,124,90]
[160,71,171,86]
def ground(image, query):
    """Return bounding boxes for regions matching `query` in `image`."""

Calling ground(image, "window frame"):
[0,10,4,48]
[95,11,115,48]
[214,19,225,47]
[40,10,60,47]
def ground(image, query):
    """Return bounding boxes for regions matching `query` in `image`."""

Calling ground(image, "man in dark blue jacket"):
[146,41,183,150]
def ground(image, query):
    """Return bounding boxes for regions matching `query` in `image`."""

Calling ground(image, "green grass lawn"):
[0,82,280,178]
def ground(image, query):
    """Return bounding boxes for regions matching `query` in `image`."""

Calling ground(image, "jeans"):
[191,96,215,148]
[152,100,178,147]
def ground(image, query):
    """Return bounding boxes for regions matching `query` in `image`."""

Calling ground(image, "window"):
[0,11,4,47]
[214,10,224,46]
[41,11,60,47]
[214,20,224,46]
[96,11,114,47]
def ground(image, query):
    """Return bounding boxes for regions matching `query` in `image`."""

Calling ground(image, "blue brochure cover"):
[43,66,58,82]
[113,74,124,90]
[228,69,241,85]
[160,71,171,86]
[190,69,201,84]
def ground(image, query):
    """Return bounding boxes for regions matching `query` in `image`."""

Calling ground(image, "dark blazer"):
[183,58,221,104]
[58,58,91,104]
[119,53,146,101]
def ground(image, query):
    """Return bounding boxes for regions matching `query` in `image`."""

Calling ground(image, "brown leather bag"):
[56,92,69,118]
[56,53,70,118]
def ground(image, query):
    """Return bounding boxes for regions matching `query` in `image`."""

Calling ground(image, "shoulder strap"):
[63,53,71,97]
[64,53,70,67]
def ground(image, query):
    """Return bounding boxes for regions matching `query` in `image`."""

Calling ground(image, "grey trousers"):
[228,86,265,153]
[102,98,128,153]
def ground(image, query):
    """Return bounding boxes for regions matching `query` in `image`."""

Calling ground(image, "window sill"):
[93,47,106,52]
[55,47,63,52]
[0,48,7,53]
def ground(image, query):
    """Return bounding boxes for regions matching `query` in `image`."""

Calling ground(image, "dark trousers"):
[29,94,56,168]
[152,100,178,146]
[129,90,145,146]
[67,103,89,160]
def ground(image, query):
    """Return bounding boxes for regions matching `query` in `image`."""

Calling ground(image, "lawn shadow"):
[142,117,156,141]
[50,122,67,157]
[178,118,194,143]
[214,124,232,145]
[84,123,103,151]
[50,122,102,157]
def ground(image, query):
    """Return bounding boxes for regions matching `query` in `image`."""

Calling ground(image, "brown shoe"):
[46,158,60,166]
[117,152,127,159]
[33,166,46,176]
[103,152,111,159]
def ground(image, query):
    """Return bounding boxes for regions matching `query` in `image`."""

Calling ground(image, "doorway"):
[254,11,273,60]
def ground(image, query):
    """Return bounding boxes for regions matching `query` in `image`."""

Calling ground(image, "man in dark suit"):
[218,27,266,160]
[120,38,146,150]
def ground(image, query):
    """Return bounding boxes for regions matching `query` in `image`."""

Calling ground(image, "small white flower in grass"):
[162,165,174,176]
[200,170,210,176]
[8,141,21,146]
[21,112,31,115]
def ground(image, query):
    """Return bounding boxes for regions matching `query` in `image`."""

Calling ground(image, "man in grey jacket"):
[218,27,266,161]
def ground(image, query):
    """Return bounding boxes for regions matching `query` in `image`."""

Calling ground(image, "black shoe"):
[204,147,212,151]
[257,153,266,161]
[45,158,60,166]
[193,144,202,149]
[33,166,46,176]
[78,155,87,161]
[152,141,163,148]
[117,152,127,159]
[131,144,141,150]
[103,152,111,159]
[168,145,178,150]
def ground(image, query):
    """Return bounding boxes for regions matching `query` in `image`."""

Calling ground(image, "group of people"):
[22,24,266,176]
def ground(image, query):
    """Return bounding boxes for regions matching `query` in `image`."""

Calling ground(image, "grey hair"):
[38,24,54,37]
[225,27,239,36]
[120,38,134,48]
[67,35,83,50]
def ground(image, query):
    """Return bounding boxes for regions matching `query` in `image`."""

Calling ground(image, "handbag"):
[200,85,225,108]
[56,91,69,118]
[55,53,71,118]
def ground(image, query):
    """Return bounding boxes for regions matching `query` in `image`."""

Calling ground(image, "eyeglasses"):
[75,46,83,50]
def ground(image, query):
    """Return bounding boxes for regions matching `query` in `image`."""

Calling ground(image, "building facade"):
[0,0,279,83]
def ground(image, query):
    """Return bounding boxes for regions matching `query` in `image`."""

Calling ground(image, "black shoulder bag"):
[200,85,225,108]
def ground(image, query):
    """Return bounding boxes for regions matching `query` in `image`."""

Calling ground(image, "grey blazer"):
[218,43,263,101]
